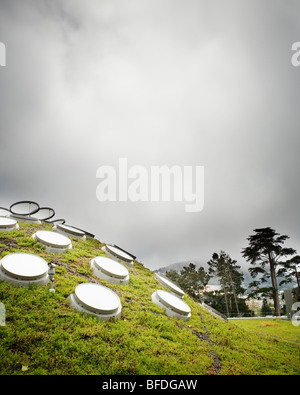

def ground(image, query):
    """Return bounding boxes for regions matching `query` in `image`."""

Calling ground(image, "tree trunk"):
[227,267,240,316]
[231,285,240,316]
[269,253,280,316]
[295,265,300,295]
[223,286,230,317]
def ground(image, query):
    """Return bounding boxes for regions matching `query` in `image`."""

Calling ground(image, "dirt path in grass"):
[192,312,222,375]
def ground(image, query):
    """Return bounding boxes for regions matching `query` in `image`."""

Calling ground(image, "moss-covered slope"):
[0,222,299,375]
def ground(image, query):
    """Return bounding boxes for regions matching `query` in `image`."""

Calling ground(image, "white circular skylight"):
[33,230,72,253]
[0,252,49,287]
[106,245,133,261]
[152,289,191,321]
[0,217,19,232]
[156,290,191,315]
[0,207,11,217]
[9,214,41,224]
[155,273,185,298]
[69,283,122,321]
[104,245,134,267]
[91,256,129,284]
[54,224,86,240]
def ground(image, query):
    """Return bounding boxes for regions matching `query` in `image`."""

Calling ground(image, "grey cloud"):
[0,0,300,270]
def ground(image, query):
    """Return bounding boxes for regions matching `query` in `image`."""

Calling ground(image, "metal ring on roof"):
[9,201,40,216]
[35,207,55,221]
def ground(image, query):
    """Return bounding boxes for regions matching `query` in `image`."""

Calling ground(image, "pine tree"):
[278,254,300,295]
[242,227,296,316]
[207,251,244,317]
[261,299,273,317]
[166,263,210,302]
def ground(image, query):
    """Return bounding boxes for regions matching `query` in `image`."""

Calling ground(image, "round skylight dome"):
[69,283,122,321]
[54,224,86,240]
[152,289,191,321]
[0,207,11,217]
[9,214,41,224]
[32,230,72,253]
[104,245,134,267]
[91,256,129,285]
[51,219,66,225]
[155,273,185,298]
[0,217,19,232]
[0,252,49,287]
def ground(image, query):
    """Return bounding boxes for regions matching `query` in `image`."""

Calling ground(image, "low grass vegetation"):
[233,318,300,345]
[0,222,299,375]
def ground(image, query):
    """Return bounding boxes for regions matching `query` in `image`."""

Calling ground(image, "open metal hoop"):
[35,207,55,221]
[10,201,40,216]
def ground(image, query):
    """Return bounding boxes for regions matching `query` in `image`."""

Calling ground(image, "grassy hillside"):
[0,222,299,375]
[233,318,300,345]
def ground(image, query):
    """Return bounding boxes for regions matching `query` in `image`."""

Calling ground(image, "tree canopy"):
[166,263,210,302]
[242,227,296,316]
[207,251,245,317]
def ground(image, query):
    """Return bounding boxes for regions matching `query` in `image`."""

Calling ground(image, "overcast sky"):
[0,0,300,271]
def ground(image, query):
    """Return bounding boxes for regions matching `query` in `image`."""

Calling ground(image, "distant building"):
[204,284,222,293]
